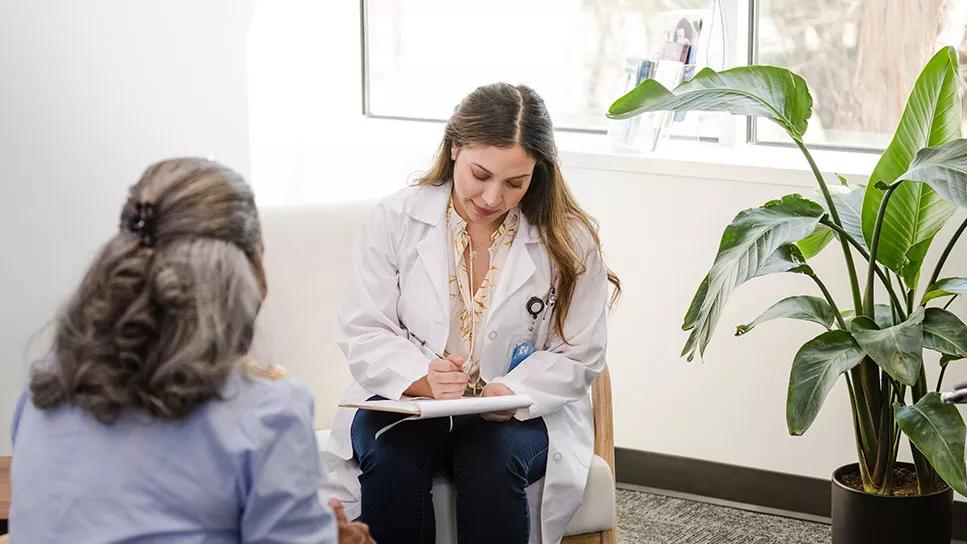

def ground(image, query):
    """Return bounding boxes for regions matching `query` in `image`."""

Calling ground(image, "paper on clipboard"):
[339,394,533,419]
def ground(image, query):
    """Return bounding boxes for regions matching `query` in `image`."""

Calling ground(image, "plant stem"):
[943,295,958,310]
[927,216,967,288]
[807,271,847,330]
[850,364,880,462]
[871,375,894,487]
[937,364,949,393]
[912,358,928,404]
[795,141,882,479]
[819,218,907,318]
[796,140,864,312]
[860,180,903,460]
[865,181,904,316]
[845,373,875,490]
[884,424,901,495]
[891,272,905,325]
[809,268,878,472]
[882,382,905,495]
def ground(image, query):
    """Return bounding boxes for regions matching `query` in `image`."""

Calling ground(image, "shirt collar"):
[447,197,520,242]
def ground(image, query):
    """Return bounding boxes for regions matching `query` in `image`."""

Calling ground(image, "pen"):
[404,328,445,360]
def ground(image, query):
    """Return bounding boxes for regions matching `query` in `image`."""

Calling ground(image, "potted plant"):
[608,47,967,543]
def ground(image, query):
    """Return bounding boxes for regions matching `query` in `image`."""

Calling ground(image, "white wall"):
[567,166,967,490]
[2,1,965,508]
[0,0,254,454]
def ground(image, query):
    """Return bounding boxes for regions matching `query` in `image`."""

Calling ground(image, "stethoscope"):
[525,287,557,336]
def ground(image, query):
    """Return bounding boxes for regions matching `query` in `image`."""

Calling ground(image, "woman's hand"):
[426,356,468,399]
[330,499,376,544]
[480,383,517,422]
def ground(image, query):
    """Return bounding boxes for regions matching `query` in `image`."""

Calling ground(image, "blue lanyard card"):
[509,340,535,371]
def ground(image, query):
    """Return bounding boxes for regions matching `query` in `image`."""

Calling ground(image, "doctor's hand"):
[426,356,469,399]
[329,499,376,544]
[480,383,517,422]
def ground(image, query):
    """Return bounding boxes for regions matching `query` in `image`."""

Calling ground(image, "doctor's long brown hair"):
[415,83,621,339]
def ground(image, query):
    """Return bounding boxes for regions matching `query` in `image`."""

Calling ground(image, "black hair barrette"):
[127,201,157,247]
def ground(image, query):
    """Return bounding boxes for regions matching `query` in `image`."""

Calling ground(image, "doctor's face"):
[450,144,535,227]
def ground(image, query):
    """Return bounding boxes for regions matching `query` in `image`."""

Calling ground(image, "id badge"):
[508,334,536,372]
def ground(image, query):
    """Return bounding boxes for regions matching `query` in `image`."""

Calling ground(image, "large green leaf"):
[862,47,961,288]
[895,392,967,496]
[825,184,869,252]
[797,224,835,259]
[755,243,811,278]
[922,277,967,304]
[897,139,967,207]
[736,295,834,336]
[923,307,967,359]
[787,330,866,435]
[850,307,925,386]
[841,304,895,329]
[682,195,825,362]
[607,65,813,140]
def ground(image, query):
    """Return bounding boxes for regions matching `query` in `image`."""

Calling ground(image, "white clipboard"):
[340,394,532,419]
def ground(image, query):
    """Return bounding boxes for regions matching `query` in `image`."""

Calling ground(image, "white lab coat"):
[321,181,608,544]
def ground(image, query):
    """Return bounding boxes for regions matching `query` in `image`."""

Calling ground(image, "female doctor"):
[321,83,621,544]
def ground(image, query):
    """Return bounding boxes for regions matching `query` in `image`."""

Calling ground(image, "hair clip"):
[128,201,157,247]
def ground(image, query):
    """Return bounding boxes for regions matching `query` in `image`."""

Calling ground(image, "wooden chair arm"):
[0,456,10,522]
[562,364,617,544]
[591,364,615,480]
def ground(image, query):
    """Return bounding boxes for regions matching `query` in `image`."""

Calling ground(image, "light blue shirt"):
[9,370,337,543]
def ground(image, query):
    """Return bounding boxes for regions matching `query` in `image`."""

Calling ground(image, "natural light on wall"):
[248,1,422,207]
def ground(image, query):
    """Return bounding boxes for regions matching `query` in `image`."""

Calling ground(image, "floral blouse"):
[444,199,520,396]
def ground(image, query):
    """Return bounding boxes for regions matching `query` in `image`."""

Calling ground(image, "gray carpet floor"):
[616,488,831,544]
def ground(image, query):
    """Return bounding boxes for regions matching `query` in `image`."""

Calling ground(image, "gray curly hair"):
[30,157,266,423]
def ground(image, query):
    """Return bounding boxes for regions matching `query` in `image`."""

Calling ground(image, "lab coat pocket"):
[505,332,537,374]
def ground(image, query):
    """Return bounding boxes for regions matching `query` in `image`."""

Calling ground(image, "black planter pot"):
[831,463,953,544]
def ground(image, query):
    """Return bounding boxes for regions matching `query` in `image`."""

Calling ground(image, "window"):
[363,0,731,133]
[754,0,967,150]
[363,1,967,151]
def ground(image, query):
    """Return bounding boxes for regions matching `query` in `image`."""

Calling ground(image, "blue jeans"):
[350,398,549,544]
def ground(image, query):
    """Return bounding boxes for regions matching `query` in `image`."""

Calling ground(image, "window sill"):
[554,130,881,190]
[353,115,882,194]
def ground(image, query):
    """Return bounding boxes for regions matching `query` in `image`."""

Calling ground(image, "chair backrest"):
[255,201,375,428]
[590,364,615,479]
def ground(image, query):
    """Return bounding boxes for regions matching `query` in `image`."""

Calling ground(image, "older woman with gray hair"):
[8,158,373,544]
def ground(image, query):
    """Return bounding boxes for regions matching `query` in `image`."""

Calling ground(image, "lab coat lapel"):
[415,225,449,316]
[410,183,452,317]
